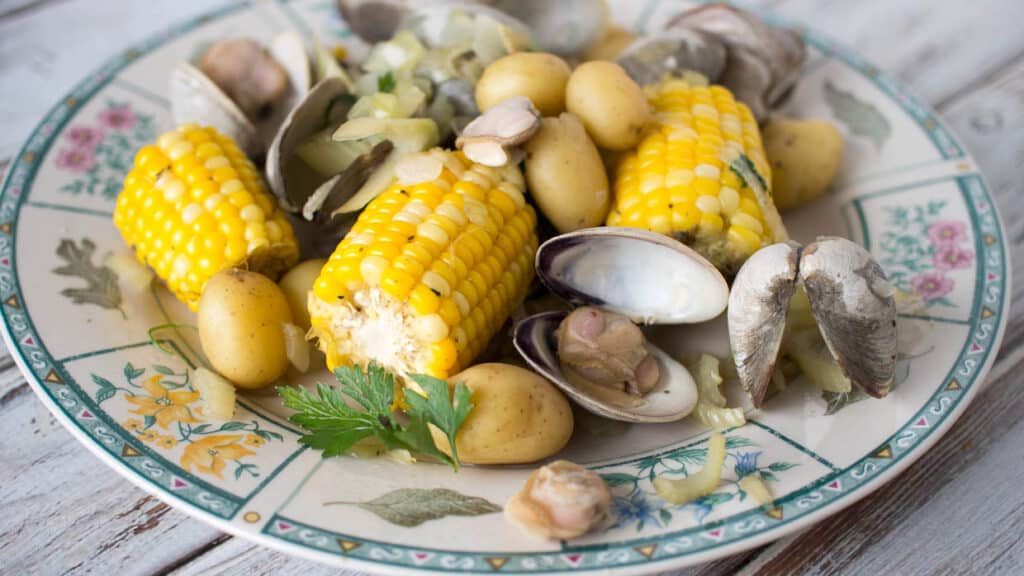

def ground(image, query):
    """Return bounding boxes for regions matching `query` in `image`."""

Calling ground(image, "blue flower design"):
[612,491,661,532]
[733,451,762,478]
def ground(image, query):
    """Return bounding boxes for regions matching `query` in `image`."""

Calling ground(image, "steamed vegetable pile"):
[110,0,893,542]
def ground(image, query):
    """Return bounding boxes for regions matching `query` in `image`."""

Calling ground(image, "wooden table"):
[1,1,1021,574]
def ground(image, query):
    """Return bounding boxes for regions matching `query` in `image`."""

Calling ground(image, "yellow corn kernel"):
[113,125,298,310]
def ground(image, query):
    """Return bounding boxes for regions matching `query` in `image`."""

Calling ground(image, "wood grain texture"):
[0,1,1021,575]
[0,377,225,575]
[769,0,1024,107]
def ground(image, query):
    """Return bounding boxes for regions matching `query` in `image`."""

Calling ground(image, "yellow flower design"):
[123,418,143,432]
[125,375,200,430]
[244,434,265,447]
[138,429,160,443]
[157,435,178,449]
[179,434,256,479]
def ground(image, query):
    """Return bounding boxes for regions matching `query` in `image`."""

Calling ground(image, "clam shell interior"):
[536,227,729,325]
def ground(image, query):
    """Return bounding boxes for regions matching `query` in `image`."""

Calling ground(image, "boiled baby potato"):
[198,269,293,389]
[432,363,573,465]
[279,258,326,331]
[524,113,610,233]
[475,52,571,116]
[763,117,844,210]
[582,25,637,62]
[565,61,650,150]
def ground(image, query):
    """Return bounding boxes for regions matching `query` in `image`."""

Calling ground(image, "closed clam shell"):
[799,237,897,398]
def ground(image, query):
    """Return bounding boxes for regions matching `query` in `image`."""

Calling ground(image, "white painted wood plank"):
[769,0,1024,106]
[943,59,1024,200]
[731,59,1024,575]
[0,1,1021,575]
[0,379,226,575]
[0,0,216,160]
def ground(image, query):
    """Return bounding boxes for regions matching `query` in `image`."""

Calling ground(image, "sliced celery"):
[653,433,727,505]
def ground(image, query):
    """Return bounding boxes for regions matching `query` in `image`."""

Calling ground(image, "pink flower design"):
[911,271,954,302]
[933,244,974,271]
[55,147,96,173]
[64,125,104,149]
[927,221,966,246]
[98,105,137,131]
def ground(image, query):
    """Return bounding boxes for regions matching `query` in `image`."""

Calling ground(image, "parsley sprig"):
[278,363,473,471]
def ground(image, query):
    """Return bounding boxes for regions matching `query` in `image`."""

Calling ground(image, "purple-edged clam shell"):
[513,311,698,423]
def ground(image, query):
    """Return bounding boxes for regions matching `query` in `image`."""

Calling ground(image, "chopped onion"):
[283,323,310,373]
[105,252,154,294]
[194,367,236,421]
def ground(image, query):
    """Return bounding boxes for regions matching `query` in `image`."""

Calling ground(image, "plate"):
[0,1,1009,574]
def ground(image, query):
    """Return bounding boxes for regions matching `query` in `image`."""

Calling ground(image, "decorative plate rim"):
[0,1,1011,574]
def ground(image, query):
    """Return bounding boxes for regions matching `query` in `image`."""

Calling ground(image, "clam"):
[728,237,896,407]
[617,29,728,88]
[515,228,730,423]
[172,34,318,158]
[665,4,807,121]
[265,77,354,212]
[504,460,612,540]
[171,62,261,157]
[455,96,540,166]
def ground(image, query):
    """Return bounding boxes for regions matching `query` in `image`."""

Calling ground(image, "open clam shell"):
[265,76,351,212]
[171,62,260,157]
[616,29,728,87]
[536,227,729,325]
[514,312,698,423]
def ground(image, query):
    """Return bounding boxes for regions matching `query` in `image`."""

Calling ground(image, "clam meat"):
[728,237,896,407]
[505,460,612,540]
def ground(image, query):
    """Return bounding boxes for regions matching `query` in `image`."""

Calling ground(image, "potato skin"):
[565,61,650,150]
[433,363,573,465]
[763,118,844,209]
[475,53,572,116]
[198,269,293,389]
[524,113,610,233]
[278,259,325,331]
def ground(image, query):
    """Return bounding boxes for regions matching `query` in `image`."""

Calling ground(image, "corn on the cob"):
[607,78,787,276]
[309,149,538,384]
[114,124,300,309]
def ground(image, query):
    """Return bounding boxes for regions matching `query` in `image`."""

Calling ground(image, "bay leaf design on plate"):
[327,488,501,527]
[824,80,891,151]
[52,237,123,316]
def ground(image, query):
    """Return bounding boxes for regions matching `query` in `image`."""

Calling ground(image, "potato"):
[565,61,650,150]
[432,363,573,465]
[475,52,571,116]
[581,25,637,62]
[763,117,844,210]
[524,113,610,233]
[279,259,326,331]
[198,269,293,389]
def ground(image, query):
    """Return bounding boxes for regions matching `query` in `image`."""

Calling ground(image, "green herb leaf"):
[279,383,380,457]
[377,71,396,93]
[406,374,473,468]
[278,363,472,470]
